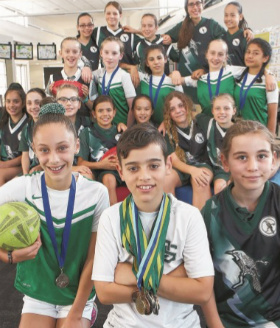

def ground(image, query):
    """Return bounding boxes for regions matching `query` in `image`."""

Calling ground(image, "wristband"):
[7,251,13,264]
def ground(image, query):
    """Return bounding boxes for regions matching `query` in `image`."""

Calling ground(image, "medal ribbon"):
[41,173,76,270]
[239,71,261,110]
[102,66,119,95]
[149,74,166,108]
[120,193,171,294]
[207,68,224,101]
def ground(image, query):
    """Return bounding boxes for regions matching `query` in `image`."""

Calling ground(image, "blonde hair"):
[212,93,236,108]
[60,37,81,50]
[163,91,193,163]
[56,83,80,98]
[100,36,124,54]
[206,39,228,67]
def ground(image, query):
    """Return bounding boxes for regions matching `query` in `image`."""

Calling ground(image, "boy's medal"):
[135,289,151,315]
[41,174,76,289]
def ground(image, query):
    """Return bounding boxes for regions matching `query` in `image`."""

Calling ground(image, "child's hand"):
[191,69,205,80]
[72,165,92,175]
[61,316,83,328]
[114,262,136,286]
[29,165,43,174]
[243,29,254,42]
[122,25,141,35]
[265,73,277,91]
[162,34,172,45]
[13,235,41,263]
[190,167,211,187]
[130,66,140,88]
[158,122,166,136]
[117,122,127,132]
[81,84,89,99]
[100,155,118,170]
[81,66,92,84]
[49,82,55,94]
[170,70,182,85]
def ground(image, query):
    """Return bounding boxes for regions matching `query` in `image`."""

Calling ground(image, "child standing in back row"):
[92,123,214,328]
[0,103,109,328]
[202,120,280,327]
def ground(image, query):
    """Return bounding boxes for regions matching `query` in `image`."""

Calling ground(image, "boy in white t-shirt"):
[92,123,214,328]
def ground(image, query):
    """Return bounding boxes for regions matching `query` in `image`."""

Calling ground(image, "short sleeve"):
[0,176,27,205]
[18,125,29,152]
[266,84,279,104]
[121,71,136,98]
[91,185,110,232]
[210,19,226,39]
[166,22,183,43]
[77,128,90,160]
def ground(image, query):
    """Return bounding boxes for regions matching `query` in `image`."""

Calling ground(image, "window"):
[0,60,7,104]
[15,63,29,92]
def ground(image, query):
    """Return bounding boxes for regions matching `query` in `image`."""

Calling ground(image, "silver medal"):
[56,269,69,288]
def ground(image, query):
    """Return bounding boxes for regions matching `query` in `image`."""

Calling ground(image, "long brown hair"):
[163,91,193,162]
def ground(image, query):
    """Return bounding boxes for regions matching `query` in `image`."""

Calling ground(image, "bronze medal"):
[135,290,151,315]
[56,270,69,288]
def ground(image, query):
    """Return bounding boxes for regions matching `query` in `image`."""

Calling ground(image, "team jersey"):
[80,37,100,71]
[78,123,120,162]
[139,72,183,125]
[18,120,39,170]
[0,114,28,161]
[176,119,211,168]
[93,26,141,65]
[73,114,91,165]
[202,182,280,327]
[135,35,179,75]
[0,172,109,305]
[234,74,279,126]
[89,67,136,125]
[92,194,214,328]
[184,65,245,116]
[197,115,230,180]
[222,29,247,66]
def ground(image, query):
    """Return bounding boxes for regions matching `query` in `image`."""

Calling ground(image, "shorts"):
[22,295,94,320]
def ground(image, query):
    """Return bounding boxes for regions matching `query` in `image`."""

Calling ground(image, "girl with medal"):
[234,38,279,134]
[89,36,136,126]
[92,123,214,328]
[0,103,109,328]
[19,88,46,175]
[78,95,124,206]
[162,91,213,210]
[138,44,183,126]
[0,84,28,186]
[201,120,280,327]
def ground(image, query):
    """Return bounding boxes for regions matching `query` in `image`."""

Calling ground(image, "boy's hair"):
[163,91,192,163]
[33,103,77,139]
[93,95,115,111]
[142,13,158,27]
[56,83,80,98]
[144,44,166,75]
[76,12,94,38]
[226,2,248,30]
[117,123,168,163]
[60,37,81,51]
[100,36,124,54]
[132,94,154,111]
[221,120,276,159]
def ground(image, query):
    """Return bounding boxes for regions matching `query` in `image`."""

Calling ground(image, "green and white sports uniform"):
[135,35,179,75]
[234,74,279,126]
[139,72,183,125]
[92,194,214,328]
[92,26,141,65]
[73,114,91,166]
[89,67,136,125]
[202,182,280,327]
[222,29,247,66]
[0,171,109,305]
[78,123,122,183]
[197,114,230,181]
[18,120,39,170]
[0,114,28,161]
[166,17,225,102]
[184,65,245,116]
[80,38,99,71]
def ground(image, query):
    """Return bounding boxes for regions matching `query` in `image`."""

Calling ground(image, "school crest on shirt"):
[115,133,121,141]
[120,34,129,43]
[232,38,240,46]
[199,26,207,34]
[195,133,204,144]
[90,46,98,53]
[226,250,269,293]
[259,216,277,237]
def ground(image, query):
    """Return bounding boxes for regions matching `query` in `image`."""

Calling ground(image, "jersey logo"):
[199,26,207,34]
[90,46,98,53]
[115,133,121,141]
[32,195,42,200]
[195,133,204,144]
[186,152,194,162]
[226,250,269,293]
[259,216,277,237]
[164,240,177,263]
[18,131,22,141]
[232,38,240,46]
[5,145,14,160]
[120,34,129,43]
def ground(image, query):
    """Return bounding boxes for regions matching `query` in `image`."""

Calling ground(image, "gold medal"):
[135,290,151,315]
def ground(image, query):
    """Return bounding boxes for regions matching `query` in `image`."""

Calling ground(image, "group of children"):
[0,0,280,327]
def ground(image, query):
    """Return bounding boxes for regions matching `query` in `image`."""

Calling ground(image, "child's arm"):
[21,152,30,175]
[119,63,140,88]
[0,155,22,169]
[29,164,43,174]
[126,97,135,127]
[201,291,225,328]
[267,102,278,135]
[77,156,118,171]
[62,232,97,328]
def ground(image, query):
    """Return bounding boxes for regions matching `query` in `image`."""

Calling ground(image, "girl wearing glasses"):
[77,12,100,72]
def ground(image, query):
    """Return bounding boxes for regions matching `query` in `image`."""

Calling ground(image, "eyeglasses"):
[57,97,80,104]
[79,24,94,29]
[188,1,202,8]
